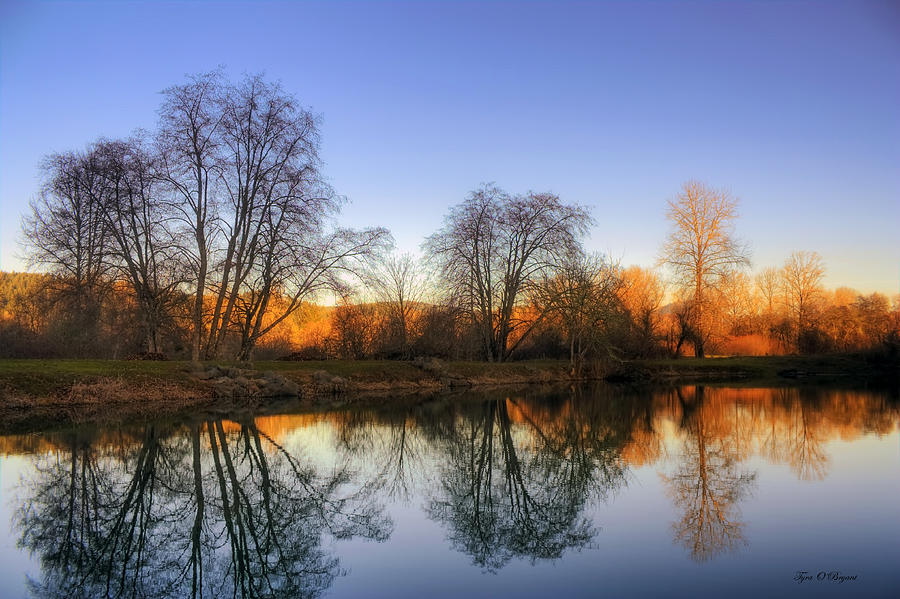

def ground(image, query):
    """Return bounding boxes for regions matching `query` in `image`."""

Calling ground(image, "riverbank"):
[0,354,896,433]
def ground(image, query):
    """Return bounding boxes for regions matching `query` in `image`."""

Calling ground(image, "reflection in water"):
[662,386,756,562]
[7,385,898,595]
[15,419,391,599]
[427,398,595,571]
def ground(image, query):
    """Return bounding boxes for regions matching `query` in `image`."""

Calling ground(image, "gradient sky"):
[1,0,898,294]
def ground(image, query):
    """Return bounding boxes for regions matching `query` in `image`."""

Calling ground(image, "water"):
[1,385,898,598]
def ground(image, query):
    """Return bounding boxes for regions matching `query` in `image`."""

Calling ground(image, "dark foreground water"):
[1,385,898,598]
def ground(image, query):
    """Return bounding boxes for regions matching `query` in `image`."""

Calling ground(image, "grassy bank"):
[622,353,899,387]
[0,354,895,433]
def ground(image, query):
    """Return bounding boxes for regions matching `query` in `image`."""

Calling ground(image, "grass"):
[0,353,893,400]
[0,358,573,398]
[634,353,897,386]
[0,359,194,397]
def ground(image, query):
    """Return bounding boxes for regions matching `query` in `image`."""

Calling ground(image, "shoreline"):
[1,354,896,434]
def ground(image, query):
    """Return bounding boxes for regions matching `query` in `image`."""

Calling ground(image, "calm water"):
[1,385,898,598]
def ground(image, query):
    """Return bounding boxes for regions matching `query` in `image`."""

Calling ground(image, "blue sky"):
[1,0,898,294]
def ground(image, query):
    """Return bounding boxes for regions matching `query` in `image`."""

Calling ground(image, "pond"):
[1,385,898,598]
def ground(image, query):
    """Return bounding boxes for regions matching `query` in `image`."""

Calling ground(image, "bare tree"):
[367,253,428,358]
[157,71,224,362]
[755,267,780,316]
[661,181,750,357]
[203,74,321,358]
[92,137,184,353]
[155,71,389,360]
[532,252,624,376]
[22,150,113,353]
[781,250,825,335]
[424,184,592,362]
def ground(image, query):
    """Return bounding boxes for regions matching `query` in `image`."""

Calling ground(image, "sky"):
[1,0,898,294]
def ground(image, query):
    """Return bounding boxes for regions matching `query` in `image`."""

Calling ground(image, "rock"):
[193,365,300,398]
[412,357,449,378]
[257,372,299,397]
[311,370,347,394]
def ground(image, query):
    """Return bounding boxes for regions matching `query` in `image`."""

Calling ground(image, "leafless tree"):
[157,70,224,362]
[92,137,185,353]
[203,74,322,358]
[366,253,428,358]
[22,150,113,352]
[661,181,750,357]
[156,71,388,360]
[424,184,591,362]
[755,267,780,316]
[781,250,825,335]
[532,252,624,376]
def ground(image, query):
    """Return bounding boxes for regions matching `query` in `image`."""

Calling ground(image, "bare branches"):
[157,70,225,361]
[781,250,825,331]
[661,181,750,357]
[424,184,592,362]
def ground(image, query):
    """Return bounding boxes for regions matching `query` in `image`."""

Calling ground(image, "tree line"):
[4,72,899,365]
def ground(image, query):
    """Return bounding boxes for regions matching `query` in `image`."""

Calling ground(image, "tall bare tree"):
[92,137,184,353]
[157,71,224,362]
[425,184,591,362]
[206,75,390,359]
[22,150,113,353]
[203,75,319,357]
[661,181,750,357]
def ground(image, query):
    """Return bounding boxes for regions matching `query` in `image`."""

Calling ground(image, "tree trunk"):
[191,236,207,363]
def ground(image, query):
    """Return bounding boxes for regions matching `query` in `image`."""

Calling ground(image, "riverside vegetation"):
[1,352,897,434]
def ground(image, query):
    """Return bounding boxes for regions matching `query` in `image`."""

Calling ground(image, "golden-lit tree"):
[781,250,825,332]
[618,265,666,357]
[755,267,780,316]
[661,181,750,357]
[718,270,754,335]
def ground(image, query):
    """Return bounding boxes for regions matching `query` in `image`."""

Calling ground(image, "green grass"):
[0,353,893,399]
[0,358,571,397]
[0,359,194,396]
[635,353,894,386]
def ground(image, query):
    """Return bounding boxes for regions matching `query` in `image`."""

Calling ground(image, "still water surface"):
[1,385,898,598]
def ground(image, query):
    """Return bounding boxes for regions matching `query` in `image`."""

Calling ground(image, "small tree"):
[532,253,624,376]
[367,253,427,359]
[781,250,825,348]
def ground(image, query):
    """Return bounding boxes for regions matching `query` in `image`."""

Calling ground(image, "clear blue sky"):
[1,0,898,294]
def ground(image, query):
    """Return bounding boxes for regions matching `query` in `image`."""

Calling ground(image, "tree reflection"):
[10,385,897,591]
[662,387,756,562]
[15,419,390,599]
[426,392,637,571]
